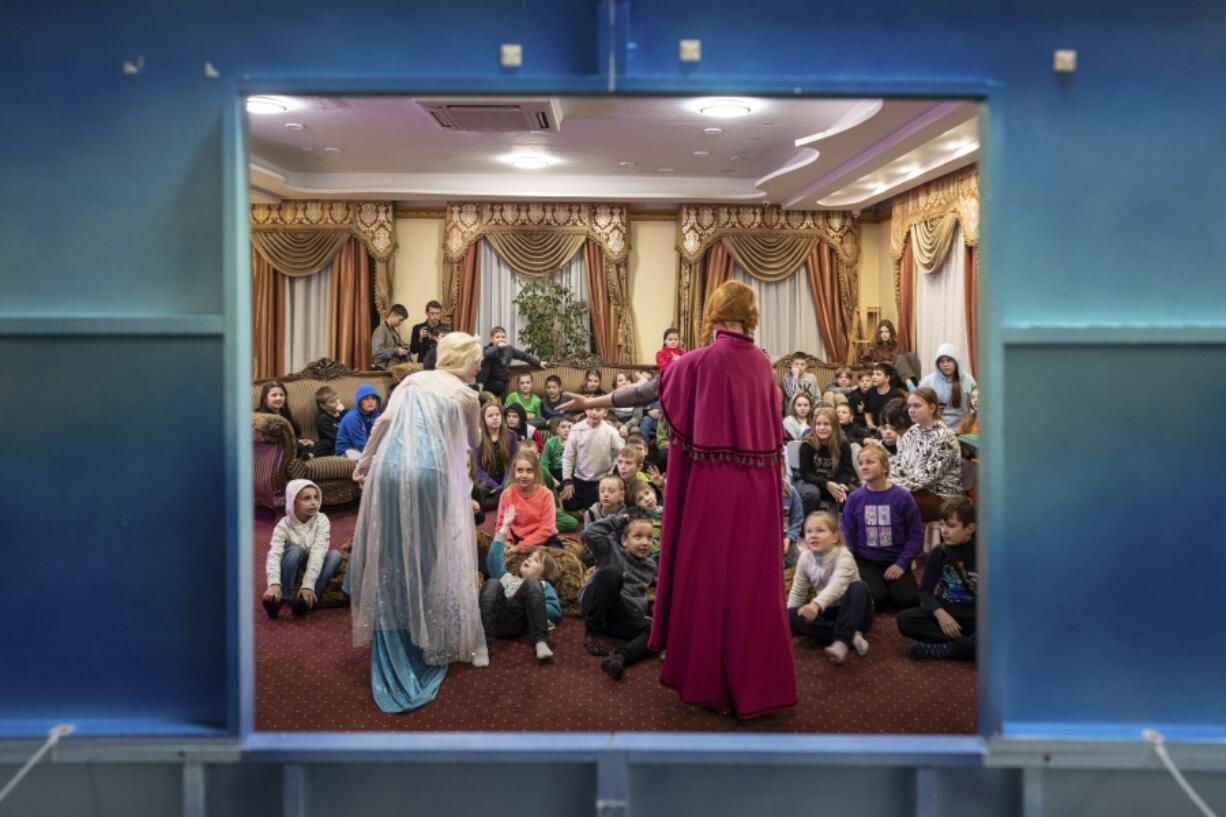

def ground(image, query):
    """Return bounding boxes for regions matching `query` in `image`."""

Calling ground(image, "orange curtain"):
[805,243,851,364]
[328,237,373,371]
[584,239,617,360]
[252,249,285,379]
[964,244,978,375]
[454,241,481,334]
[896,235,917,353]
[704,241,733,298]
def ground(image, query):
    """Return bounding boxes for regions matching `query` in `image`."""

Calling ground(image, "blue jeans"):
[279,545,342,602]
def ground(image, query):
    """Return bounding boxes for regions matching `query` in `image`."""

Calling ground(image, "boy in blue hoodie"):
[335,384,383,460]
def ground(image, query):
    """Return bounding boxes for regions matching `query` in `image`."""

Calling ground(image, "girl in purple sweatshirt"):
[840,445,924,612]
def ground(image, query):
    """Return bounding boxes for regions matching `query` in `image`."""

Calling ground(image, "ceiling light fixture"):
[283,122,304,131]
[703,127,723,135]
[246,96,290,114]
[323,146,343,153]
[502,153,554,170]
[618,161,637,167]
[696,98,753,118]
[657,167,676,173]
[692,150,710,157]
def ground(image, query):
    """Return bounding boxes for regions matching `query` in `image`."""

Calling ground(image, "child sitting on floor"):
[608,371,644,438]
[482,505,563,662]
[796,407,856,515]
[782,463,804,567]
[504,403,545,451]
[787,511,873,664]
[784,393,814,442]
[656,326,685,371]
[335,384,383,460]
[841,445,924,612]
[541,414,574,484]
[897,496,978,661]
[847,370,873,427]
[257,381,315,459]
[560,406,624,512]
[782,352,820,414]
[495,449,561,550]
[312,386,344,457]
[541,374,567,421]
[614,445,652,496]
[585,474,627,527]
[836,402,868,446]
[580,508,659,680]
[473,401,519,500]
[505,372,547,430]
[627,481,663,556]
[262,479,341,619]
[579,368,605,397]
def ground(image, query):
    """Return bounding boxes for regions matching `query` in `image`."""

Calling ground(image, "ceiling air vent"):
[416,99,563,132]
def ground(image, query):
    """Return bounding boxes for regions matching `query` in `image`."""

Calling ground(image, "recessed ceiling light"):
[657,167,676,173]
[692,150,710,157]
[696,98,753,118]
[619,161,637,167]
[502,153,554,170]
[323,146,343,153]
[246,96,290,114]
[283,122,304,131]
[703,127,723,135]
[729,155,742,163]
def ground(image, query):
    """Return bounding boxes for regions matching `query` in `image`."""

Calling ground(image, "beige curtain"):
[485,231,588,277]
[910,212,961,273]
[806,243,853,364]
[585,239,615,360]
[454,242,481,334]
[328,237,372,371]
[251,230,351,277]
[252,250,285,379]
[965,244,979,376]
[721,234,819,282]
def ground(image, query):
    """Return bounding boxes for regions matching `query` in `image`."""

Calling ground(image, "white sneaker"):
[534,641,554,662]
[852,631,870,657]
[472,644,490,668]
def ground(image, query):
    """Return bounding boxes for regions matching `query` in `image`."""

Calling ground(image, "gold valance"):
[675,205,860,351]
[484,231,589,277]
[251,201,397,313]
[889,165,979,261]
[443,203,629,263]
[250,230,351,278]
[721,234,820,282]
[911,211,961,273]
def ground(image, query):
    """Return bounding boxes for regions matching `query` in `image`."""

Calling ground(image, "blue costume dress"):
[346,369,484,712]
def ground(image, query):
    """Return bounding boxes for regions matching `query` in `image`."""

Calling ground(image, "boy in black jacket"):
[313,386,344,457]
[480,326,545,398]
[897,496,978,660]
[579,509,659,680]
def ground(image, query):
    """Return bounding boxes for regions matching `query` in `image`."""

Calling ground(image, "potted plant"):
[512,279,591,362]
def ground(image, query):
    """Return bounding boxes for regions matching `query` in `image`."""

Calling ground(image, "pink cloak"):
[650,329,797,717]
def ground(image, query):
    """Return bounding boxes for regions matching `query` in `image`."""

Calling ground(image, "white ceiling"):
[248,95,978,211]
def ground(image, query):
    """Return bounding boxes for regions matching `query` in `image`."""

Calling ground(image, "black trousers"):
[561,477,601,512]
[479,577,550,645]
[855,556,920,612]
[896,603,976,659]
[795,481,842,516]
[580,564,655,666]
[788,580,874,646]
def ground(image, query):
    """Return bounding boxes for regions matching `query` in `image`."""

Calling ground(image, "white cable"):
[0,724,75,805]
[1143,729,1220,817]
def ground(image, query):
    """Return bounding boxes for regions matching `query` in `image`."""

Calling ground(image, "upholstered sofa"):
[251,359,409,509]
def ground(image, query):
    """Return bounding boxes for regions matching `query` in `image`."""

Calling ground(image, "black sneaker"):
[291,595,310,617]
[262,597,280,620]
[601,655,626,681]
[908,643,952,660]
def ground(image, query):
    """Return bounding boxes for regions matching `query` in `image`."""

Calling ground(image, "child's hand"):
[263,585,281,602]
[884,564,905,581]
[297,588,317,608]
[647,465,665,489]
[353,470,366,487]
[560,484,575,501]
[935,608,962,638]
[471,499,481,516]
[782,538,791,556]
[798,602,820,622]
[827,482,849,503]
[500,506,517,533]
[619,426,629,439]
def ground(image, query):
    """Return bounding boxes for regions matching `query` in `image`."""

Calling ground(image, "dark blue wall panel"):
[1,0,1224,738]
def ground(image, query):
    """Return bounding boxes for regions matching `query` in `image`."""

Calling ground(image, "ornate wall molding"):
[889,165,979,261]
[251,201,397,261]
[677,205,861,269]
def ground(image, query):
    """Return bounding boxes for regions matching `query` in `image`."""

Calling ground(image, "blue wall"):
[2,0,1224,739]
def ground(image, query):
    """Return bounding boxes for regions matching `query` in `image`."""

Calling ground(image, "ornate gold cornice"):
[251,201,396,260]
[394,207,447,220]
[889,165,979,260]
[443,202,629,263]
[677,204,860,268]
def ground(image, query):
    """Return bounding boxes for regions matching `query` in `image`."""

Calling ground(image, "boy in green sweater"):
[504,372,546,430]
[541,414,574,485]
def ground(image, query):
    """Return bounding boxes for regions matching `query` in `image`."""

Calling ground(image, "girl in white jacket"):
[787,511,874,664]
[263,479,342,618]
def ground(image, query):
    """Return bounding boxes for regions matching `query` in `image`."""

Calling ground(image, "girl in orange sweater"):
[495,449,561,550]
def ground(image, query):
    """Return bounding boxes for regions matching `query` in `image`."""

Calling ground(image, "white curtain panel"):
[283,264,332,373]
[731,264,827,362]
[915,224,972,378]
[477,239,591,352]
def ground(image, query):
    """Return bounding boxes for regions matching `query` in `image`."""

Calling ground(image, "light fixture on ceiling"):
[283,122,304,131]
[246,96,290,114]
[618,161,637,167]
[696,98,753,118]
[703,127,723,135]
[502,153,554,170]
[657,167,676,173]
[692,150,710,157]
[323,146,343,153]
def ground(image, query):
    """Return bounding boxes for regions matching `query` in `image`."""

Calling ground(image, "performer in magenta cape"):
[560,281,797,717]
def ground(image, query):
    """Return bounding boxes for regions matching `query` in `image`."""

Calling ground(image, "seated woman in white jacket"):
[787,510,874,664]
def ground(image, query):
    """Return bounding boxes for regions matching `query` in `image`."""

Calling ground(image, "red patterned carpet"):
[254,504,976,733]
